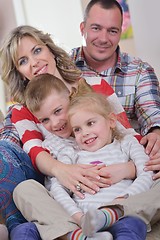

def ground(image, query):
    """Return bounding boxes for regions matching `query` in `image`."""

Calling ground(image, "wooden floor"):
[146,221,160,240]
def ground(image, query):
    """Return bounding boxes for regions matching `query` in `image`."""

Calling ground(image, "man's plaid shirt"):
[70,46,160,136]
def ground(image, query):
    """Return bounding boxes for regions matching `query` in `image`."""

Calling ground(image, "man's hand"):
[140,132,160,157]
[140,131,160,180]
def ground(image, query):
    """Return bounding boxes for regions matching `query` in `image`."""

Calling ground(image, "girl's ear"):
[77,78,93,95]
[108,112,117,128]
[69,78,93,101]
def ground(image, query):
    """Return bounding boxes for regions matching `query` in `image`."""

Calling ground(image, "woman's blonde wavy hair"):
[0,25,81,104]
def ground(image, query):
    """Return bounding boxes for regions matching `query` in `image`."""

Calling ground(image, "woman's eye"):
[19,58,27,66]
[34,47,42,54]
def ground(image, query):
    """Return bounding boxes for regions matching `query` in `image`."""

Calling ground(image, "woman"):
[0,25,135,239]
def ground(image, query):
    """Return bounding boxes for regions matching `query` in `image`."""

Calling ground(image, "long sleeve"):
[11,104,48,168]
[119,135,154,197]
[43,134,83,216]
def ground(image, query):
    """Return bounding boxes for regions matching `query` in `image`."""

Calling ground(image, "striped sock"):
[67,228,113,240]
[81,207,123,236]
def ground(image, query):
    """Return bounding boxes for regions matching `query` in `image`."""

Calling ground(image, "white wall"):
[128,0,160,78]
[21,0,84,52]
[0,0,160,114]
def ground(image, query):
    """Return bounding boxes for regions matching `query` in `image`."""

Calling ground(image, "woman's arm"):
[36,151,102,197]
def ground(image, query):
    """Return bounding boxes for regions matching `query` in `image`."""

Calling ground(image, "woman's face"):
[34,90,72,138]
[16,36,58,80]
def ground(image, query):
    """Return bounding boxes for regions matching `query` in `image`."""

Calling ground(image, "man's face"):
[80,4,122,65]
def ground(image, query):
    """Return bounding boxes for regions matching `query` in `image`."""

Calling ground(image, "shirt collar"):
[74,46,127,74]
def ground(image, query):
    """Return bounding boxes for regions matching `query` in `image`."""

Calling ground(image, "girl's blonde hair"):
[25,73,70,113]
[0,25,81,104]
[69,80,123,140]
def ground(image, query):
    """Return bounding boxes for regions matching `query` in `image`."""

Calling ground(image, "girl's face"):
[34,91,71,138]
[70,109,116,151]
[16,36,59,80]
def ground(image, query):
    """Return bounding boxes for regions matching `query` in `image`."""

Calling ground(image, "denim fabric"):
[109,216,147,240]
[0,140,44,233]
[10,222,41,240]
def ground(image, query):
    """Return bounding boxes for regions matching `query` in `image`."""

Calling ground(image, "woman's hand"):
[54,161,104,198]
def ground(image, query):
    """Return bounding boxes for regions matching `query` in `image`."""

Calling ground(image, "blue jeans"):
[9,216,146,240]
[0,140,44,233]
[10,222,41,240]
[109,216,147,240]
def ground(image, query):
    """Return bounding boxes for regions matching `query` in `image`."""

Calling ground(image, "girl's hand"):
[54,162,103,198]
[97,161,136,185]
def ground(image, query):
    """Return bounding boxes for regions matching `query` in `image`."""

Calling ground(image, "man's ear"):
[80,22,85,36]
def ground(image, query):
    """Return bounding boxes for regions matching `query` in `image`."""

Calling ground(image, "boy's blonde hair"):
[25,73,70,113]
[69,79,123,140]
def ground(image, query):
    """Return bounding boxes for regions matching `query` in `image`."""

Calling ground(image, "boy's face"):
[70,108,116,151]
[34,91,71,138]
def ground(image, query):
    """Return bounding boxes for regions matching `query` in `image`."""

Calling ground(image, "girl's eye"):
[87,121,94,126]
[73,127,80,133]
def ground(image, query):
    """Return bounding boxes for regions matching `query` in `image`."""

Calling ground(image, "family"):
[0,0,160,240]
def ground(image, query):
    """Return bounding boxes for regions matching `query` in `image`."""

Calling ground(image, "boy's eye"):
[54,108,62,115]
[41,118,49,124]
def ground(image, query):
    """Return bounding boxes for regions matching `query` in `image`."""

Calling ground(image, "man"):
[70,0,160,179]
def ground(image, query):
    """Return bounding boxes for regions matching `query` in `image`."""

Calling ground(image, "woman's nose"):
[30,56,39,67]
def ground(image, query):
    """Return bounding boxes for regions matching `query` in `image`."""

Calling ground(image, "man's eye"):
[109,29,118,35]
[92,26,100,31]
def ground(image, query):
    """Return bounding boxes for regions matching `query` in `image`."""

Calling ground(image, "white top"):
[43,134,153,216]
